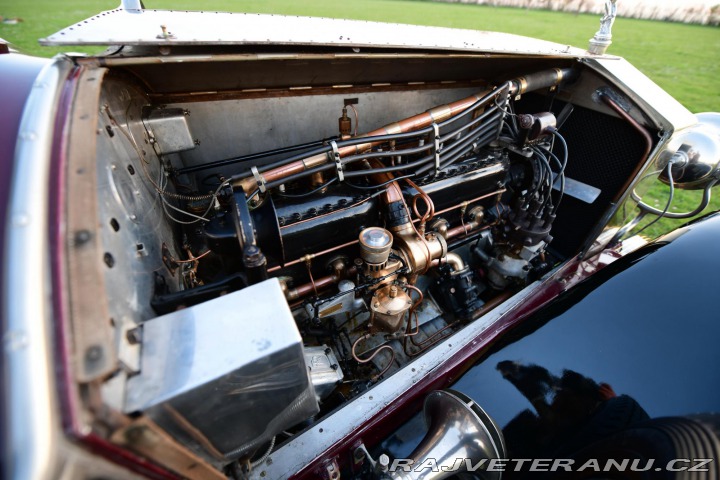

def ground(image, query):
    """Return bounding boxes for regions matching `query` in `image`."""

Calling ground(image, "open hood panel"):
[41,6,589,57]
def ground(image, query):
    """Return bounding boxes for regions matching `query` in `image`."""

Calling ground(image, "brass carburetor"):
[358,222,446,334]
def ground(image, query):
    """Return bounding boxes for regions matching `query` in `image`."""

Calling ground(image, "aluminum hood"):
[40,5,591,57]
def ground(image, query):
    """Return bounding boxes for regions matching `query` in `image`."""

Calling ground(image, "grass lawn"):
[1,0,719,237]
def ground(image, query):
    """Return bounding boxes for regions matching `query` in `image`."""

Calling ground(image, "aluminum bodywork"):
[42,6,589,57]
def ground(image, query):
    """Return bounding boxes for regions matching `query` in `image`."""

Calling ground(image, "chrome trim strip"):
[2,57,72,480]
[249,280,542,479]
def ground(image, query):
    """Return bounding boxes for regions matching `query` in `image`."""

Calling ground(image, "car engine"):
[62,50,657,475]
[113,67,573,464]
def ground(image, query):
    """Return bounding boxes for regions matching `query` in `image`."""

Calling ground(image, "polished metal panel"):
[96,76,181,374]
[125,278,319,461]
[390,390,505,480]
[168,89,479,174]
[142,107,196,155]
[41,8,587,57]
[2,57,72,480]
[304,346,344,401]
[552,174,601,204]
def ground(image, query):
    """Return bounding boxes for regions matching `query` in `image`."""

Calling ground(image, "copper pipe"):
[446,221,478,240]
[268,239,359,273]
[407,178,435,232]
[444,252,466,272]
[601,95,654,202]
[235,67,574,193]
[305,262,319,296]
[430,189,506,218]
[446,220,492,240]
[352,334,396,381]
[284,265,358,301]
[236,90,489,192]
[472,289,514,317]
[286,273,338,301]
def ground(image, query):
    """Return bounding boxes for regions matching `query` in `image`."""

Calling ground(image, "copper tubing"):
[285,272,338,301]
[446,221,483,240]
[352,334,396,381]
[403,289,513,357]
[407,178,435,232]
[170,248,212,264]
[236,68,574,193]
[444,252,466,272]
[601,95,654,202]
[472,289,514,317]
[268,239,359,273]
[236,90,489,192]
[284,264,358,301]
[430,189,506,218]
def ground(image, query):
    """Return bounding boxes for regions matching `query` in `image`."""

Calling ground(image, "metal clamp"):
[432,123,441,174]
[330,140,343,182]
[250,166,267,193]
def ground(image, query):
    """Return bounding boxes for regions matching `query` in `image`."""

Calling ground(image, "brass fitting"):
[339,107,352,137]
[369,284,413,334]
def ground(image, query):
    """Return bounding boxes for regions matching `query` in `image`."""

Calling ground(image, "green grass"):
[1,0,719,238]
[2,0,718,112]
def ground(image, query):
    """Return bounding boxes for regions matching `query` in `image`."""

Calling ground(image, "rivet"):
[19,131,37,141]
[12,213,30,227]
[74,229,91,245]
[3,330,29,352]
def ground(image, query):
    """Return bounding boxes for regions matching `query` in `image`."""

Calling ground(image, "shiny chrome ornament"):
[390,390,505,480]
[589,0,618,55]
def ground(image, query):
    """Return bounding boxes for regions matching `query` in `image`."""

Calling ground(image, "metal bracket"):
[330,140,343,181]
[250,165,267,193]
[432,123,441,175]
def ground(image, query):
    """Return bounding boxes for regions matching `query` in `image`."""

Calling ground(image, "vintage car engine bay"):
[57,43,693,477]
